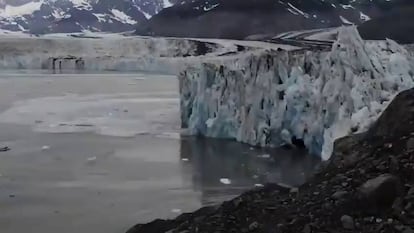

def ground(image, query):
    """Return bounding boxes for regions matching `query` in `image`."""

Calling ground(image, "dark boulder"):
[367,88,414,140]
[357,174,402,213]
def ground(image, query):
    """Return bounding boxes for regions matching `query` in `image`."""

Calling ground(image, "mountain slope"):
[358,4,414,44]
[135,0,402,39]
[0,0,174,34]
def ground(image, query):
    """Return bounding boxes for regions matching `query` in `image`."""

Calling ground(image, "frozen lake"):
[0,71,320,233]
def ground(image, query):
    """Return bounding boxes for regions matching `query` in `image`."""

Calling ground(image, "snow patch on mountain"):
[0,0,43,17]
[92,13,106,22]
[203,3,219,11]
[52,9,67,19]
[359,11,370,21]
[340,15,353,25]
[71,0,92,10]
[340,4,354,10]
[111,9,137,24]
[134,5,152,19]
[286,2,309,18]
[162,0,173,8]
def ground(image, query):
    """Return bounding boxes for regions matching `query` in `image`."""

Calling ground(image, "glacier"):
[0,34,222,74]
[0,34,295,74]
[179,27,414,160]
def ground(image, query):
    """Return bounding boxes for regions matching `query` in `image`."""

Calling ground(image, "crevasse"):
[179,27,414,160]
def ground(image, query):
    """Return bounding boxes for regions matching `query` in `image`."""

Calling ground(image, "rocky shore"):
[126,88,414,233]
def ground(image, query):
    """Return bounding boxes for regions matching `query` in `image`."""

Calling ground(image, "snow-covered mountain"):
[0,0,175,34]
[135,0,405,39]
[0,0,410,37]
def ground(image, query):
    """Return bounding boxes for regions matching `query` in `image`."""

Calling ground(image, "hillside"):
[134,0,400,39]
[359,5,414,44]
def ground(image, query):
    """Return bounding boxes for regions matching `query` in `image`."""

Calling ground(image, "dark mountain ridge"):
[135,0,409,40]
[358,4,414,44]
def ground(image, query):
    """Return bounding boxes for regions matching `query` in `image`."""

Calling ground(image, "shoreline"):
[127,88,414,233]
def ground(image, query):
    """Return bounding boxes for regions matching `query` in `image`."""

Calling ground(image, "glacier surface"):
[179,27,414,160]
[0,34,296,74]
[0,35,224,74]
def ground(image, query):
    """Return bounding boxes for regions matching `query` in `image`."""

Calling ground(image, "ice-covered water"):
[0,71,320,233]
[0,92,179,137]
[0,71,180,137]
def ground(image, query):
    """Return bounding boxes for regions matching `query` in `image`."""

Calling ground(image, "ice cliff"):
[179,27,414,160]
